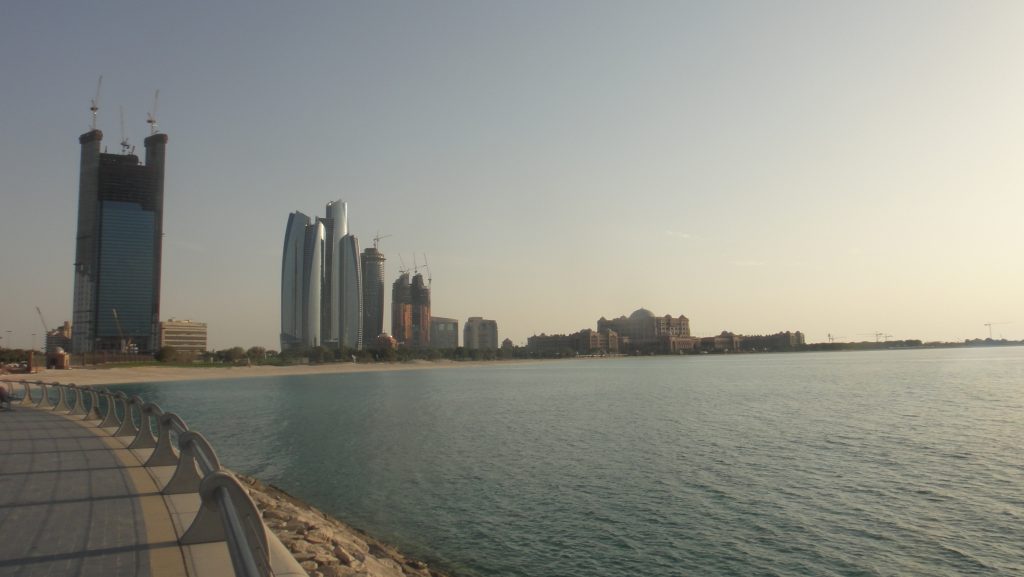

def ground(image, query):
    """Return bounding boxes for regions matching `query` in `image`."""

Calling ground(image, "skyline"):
[2,2,1023,350]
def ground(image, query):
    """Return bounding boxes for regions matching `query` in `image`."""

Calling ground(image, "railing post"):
[180,471,273,577]
[36,382,54,409]
[163,430,221,495]
[98,390,122,429]
[84,389,102,420]
[52,384,71,412]
[146,412,186,467]
[68,385,87,416]
[129,402,161,449]
[113,394,140,438]
[19,381,34,406]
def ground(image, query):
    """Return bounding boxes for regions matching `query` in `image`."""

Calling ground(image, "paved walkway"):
[0,406,189,577]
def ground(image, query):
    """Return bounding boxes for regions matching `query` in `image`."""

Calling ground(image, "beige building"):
[158,319,208,357]
[464,317,498,350]
[597,308,692,353]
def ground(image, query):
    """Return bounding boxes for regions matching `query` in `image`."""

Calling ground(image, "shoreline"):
[0,358,549,387]
[241,474,451,577]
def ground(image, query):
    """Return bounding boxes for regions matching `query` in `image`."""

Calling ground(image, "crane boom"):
[35,306,49,334]
[111,309,132,353]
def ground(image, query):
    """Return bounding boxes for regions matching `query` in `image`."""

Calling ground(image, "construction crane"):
[90,75,102,130]
[119,106,133,155]
[398,254,409,275]
[111,309,133,353]
[146,89,159,135]
[984,322,1010,339]
[422,253,432,286]
[372,232,392,250]
[35,306,49,337]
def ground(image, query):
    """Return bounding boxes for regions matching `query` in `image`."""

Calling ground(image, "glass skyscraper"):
[281,200,362,351]
[72,129,167,353]
[281,212,324,350]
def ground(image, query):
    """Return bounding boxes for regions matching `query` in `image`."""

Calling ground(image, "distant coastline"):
[0,358,546,387]
[3,341,1021,388]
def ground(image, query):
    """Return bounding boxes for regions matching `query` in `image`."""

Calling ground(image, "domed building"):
[597,308,694,354]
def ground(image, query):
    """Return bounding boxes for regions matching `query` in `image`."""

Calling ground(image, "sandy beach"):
[0,358,542,388]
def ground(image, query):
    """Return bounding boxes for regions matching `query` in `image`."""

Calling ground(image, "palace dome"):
[629,308,655,320]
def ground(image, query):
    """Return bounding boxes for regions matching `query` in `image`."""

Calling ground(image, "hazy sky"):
[1,1,1022,350]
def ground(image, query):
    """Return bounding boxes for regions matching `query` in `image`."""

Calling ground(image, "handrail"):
[4,380,279,577]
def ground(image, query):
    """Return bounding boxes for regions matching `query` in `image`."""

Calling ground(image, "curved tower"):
[339,233,363,350]
[281,212,311,350]
[304,221,325,348]
[323,200,348,346]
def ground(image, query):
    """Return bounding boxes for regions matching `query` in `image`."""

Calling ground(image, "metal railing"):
[4,380,276,577]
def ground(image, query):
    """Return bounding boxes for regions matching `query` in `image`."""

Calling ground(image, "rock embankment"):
[238,475,450,577]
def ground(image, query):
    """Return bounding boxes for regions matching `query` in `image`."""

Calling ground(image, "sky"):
[1,1,1022,350]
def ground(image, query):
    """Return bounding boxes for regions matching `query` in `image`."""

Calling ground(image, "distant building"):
[281,212,324,350]
[72,126,167,354]
[410,273,430,348]
[598,308,694,354]
[527,328,619,356]
[159,319,208,357]
[338,233,363,350]
[45,321,73,354]
[739,331,806,351]
[391,272,430,348]
[391,273,412,345]
[701,331,741,353]
[281,200,365,351]
[361,247,386,342]
[501,338,514,357]
[464,317,498,350]
[430,317,459,349]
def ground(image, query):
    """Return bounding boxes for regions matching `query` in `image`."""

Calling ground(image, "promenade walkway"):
[0,383,304,577]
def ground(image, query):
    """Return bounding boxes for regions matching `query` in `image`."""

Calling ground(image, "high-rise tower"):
[410,273,431,348]
[391,273,412,345]
[320,200,348,347]
[72,127,167,354]
[281,212,324,350]
[338,233,363,350]
[282,200,364,351]
[361,247,386,342]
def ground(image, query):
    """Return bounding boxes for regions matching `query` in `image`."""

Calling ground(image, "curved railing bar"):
[113,394,140,438]
[146,412,188,467]
[179,470,272,577]
[68,385,87,416]
[129,402,162,449]
[52,384,71,412]
[36,382,54,409]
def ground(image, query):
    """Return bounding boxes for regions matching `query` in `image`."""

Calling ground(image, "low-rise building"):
[430,317,459,349]
[464,317,498,350]
[158,319,208,358]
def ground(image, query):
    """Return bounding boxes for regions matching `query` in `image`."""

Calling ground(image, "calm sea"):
[114,348,1024,577]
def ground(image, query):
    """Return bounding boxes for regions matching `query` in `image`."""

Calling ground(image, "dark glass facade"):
[72,130,166,353]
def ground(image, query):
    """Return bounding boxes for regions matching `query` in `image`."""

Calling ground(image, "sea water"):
[114,347,1024,576]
